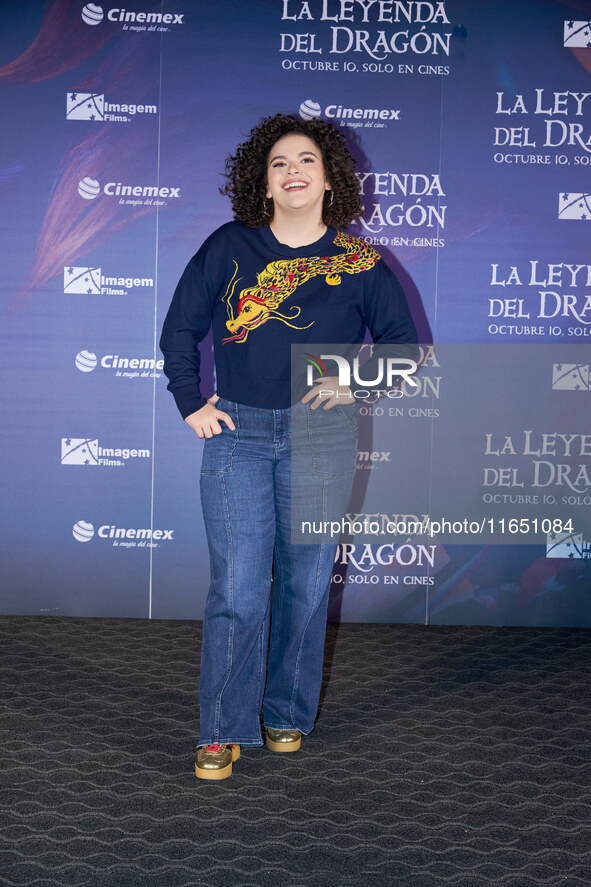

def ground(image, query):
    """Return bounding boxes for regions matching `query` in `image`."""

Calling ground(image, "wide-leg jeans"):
[197,397,357,748]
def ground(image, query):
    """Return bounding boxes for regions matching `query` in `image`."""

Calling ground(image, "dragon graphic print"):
[221,232,380,344]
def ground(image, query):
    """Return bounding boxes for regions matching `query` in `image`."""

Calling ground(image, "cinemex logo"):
[77,177,180,205]
[66,92,157,123]
[61,438,150,467]
[299,98,400,130]
[72,520,174,548]
[74,350,164,378]
[64,266,153,296]
[81,5,184,29]
[357,450,391,470]
[564,21,591,48]
[552,363,590,390]
[558,193,591,220]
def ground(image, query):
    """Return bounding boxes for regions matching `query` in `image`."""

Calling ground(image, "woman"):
[160,113,417,779]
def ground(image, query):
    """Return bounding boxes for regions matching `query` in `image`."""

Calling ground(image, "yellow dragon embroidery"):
[222,232,380,344]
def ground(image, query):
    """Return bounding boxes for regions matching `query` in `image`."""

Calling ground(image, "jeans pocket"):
[200,401,239,475]
[306,403,358,480]
[336,402,359,432]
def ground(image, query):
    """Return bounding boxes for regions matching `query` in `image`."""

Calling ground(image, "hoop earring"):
[263,198,271,218]
[327,190,334,208]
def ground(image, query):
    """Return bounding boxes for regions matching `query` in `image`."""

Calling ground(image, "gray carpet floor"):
[1,616,590,886]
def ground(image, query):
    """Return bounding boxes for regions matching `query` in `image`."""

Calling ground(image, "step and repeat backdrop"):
[1,0,590,625]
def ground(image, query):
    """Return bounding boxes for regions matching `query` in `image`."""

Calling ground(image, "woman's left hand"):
[301,376,354,410]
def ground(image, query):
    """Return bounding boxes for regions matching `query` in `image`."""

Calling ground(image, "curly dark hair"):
[220,113,363,230]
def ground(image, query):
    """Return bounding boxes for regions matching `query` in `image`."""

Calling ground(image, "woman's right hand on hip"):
[184,397,235,439]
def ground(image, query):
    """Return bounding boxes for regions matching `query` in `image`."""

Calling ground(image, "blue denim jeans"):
[198,397,357,748]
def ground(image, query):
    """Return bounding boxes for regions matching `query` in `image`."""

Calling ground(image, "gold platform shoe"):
[195,743,241,780]
[265,728,302,753]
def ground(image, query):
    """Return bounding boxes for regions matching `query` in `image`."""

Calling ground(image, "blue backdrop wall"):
[1,0,590,625]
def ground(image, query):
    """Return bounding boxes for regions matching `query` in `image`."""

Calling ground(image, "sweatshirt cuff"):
[170,384,208,419]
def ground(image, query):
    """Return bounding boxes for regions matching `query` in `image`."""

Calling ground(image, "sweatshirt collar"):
[258,224,337,257]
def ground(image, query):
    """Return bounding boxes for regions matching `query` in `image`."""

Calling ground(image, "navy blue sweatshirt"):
[160,221,417,418]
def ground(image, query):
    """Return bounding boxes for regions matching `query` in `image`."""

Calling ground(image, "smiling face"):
[265,133,331,222]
